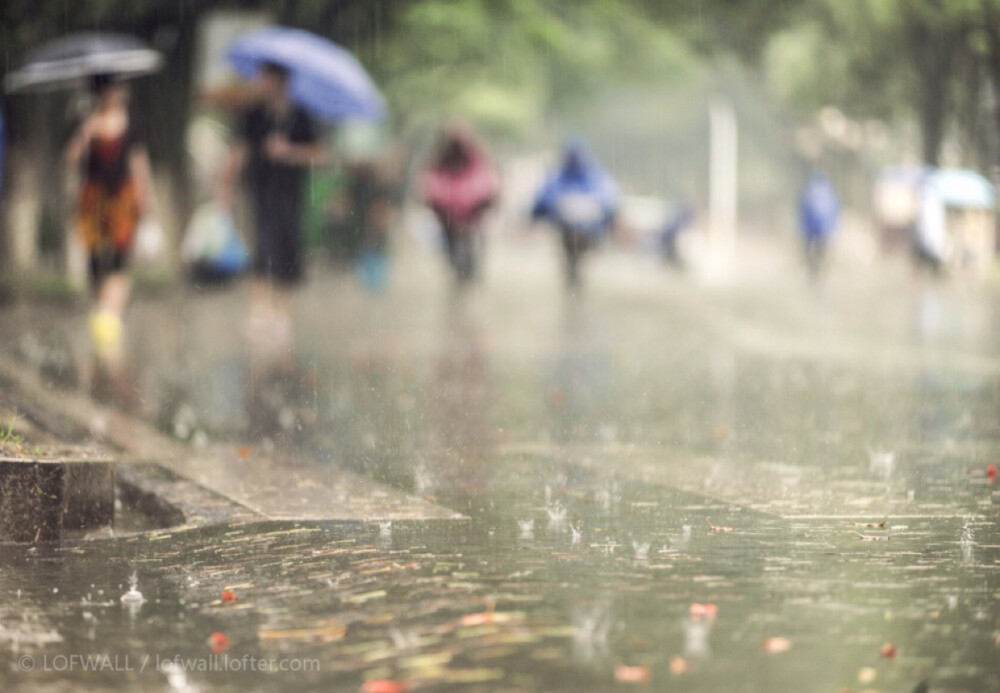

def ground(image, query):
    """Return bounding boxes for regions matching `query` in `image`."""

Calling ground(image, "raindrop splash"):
[960,518,974,564]
[120,572,144,606]
[867,450,895,481]
[572,603,611,663]
[632,540,651,561]
[389,628,421,652]
[413,463,433,493]
[162,659,198,692]
[546,501,567,523]
[684,615,714,658]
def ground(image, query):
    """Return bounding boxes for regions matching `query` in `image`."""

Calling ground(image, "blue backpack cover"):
[799,174,840,240]
[532,142,619,237]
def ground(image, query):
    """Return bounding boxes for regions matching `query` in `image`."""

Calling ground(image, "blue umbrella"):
[226,27,385,122]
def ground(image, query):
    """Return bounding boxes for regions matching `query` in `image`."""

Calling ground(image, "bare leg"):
[247,277,295,362]
[97,272,132,318]
[88,271,134,403]
[90,272,131,361]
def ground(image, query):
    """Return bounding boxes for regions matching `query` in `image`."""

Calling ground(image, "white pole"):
[709,99,738,274]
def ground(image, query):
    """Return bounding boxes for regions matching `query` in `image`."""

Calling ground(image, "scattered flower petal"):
[362,679,409,693]
[689,603,718,621]
[669,656,689,675]
[460,612,496,626]
[615,665,650,683]
[761,637,792,653]
[208,632,230,654]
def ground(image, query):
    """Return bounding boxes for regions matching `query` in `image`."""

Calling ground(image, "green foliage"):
[763,2,911,121]
[376,0,696,133]
[760,0,1000,165]
[0,413,25,456]
[8,0,1000,175]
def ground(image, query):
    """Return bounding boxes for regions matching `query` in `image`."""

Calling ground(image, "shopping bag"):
[133,215,166,265]
[181,203,250,282]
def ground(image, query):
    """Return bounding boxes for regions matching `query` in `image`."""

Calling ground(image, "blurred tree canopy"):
[764,0,1000,169]
[6,0,999,168]
[373,0,695,134]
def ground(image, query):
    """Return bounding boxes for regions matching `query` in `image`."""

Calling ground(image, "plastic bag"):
[181,203,250,281]
[133,216,166,265]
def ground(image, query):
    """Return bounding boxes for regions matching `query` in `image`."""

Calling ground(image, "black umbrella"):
[4,32,164,93]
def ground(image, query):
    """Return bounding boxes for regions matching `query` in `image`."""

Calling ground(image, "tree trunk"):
[982,6,1000,174]
[0,92,71,280]
[907,19,954,167]
[129,14,200,261]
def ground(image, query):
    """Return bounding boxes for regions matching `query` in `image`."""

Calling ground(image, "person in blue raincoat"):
[531,140,619,289]
[661,202,693,268]
[798,171,840,276]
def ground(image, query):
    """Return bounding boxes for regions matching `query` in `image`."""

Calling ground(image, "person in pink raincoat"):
[423,124,498,284]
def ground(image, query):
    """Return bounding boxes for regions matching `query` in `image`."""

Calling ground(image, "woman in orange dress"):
[65,74,153,357]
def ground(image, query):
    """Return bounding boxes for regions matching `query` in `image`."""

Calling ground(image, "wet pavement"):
[0,229,999,692]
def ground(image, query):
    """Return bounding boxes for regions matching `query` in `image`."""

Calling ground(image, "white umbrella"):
[5,32,163,94]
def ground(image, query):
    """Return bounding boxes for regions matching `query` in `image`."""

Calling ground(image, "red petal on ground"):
[237,446,251,459]
[208,632,230,654]
[761,637,792,653]
[614,665,650,683]
[460,612,495,626]
[221,589,237,604]
[689,603,718,620]
[987,463,997,482]
[361,679,409,693]
[880,642,897,659]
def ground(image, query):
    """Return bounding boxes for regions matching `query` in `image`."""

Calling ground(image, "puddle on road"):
[0,477,997,692]
[2,270,999,690]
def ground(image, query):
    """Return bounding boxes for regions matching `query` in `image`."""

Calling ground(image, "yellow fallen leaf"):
[439,668,504,683]
[344,590,387,604]
[258,623,346,642]
[399,652,453,670]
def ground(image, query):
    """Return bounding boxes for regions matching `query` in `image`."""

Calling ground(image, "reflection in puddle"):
[571,602,612,666]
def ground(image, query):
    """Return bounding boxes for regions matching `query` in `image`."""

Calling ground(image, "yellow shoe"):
[89,310,123,358]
